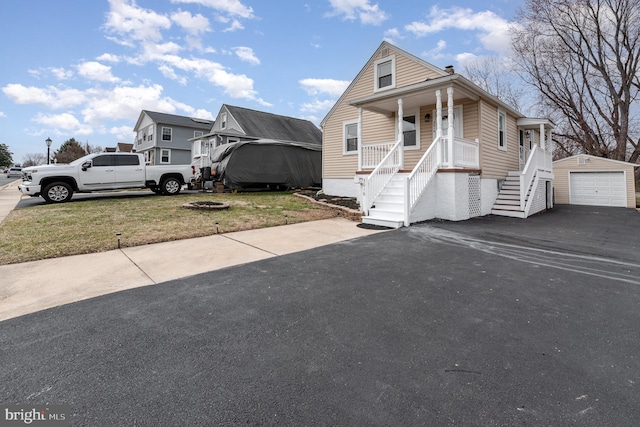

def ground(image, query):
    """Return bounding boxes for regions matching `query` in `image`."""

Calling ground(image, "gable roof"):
[553,154,640,167]
[320,41,449,127]
[224,105,322,144]
[134,110,213,131]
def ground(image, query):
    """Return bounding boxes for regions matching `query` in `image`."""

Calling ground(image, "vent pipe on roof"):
[444,65,455,74]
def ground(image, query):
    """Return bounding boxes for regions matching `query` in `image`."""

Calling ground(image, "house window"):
[148,125,153,141]
[221,112,227,130]
[160,149,170,164]
[374,55,396,91]
[162,127,172,142]
[498,110,507,151]
[403,115,417,148]
[194,130,204,138]
[344,121,358,154]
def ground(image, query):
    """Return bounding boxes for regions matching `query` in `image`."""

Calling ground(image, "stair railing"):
[404,137,442,226]
[519,144,541,210]
[362,138,403,215]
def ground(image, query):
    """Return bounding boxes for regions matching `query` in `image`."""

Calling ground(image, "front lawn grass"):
[0,192,336,265]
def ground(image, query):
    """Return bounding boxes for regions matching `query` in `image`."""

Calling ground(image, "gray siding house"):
[133,110,213,165]
[192,104,322,166]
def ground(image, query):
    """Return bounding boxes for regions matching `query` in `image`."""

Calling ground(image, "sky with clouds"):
[0,0,522,163]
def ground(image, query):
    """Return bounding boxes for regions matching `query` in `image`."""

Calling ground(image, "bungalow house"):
[133,110,214,165]
[321,41,555,228]
[191,104,322,169]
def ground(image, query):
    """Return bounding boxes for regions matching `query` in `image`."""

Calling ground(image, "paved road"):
[1,206,639,426]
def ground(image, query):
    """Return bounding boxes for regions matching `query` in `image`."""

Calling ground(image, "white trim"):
[395,109,421,151]
[553,153,640,168]
[220,112,227,130]
[497,109,507,151]
[160,148,171,164]
[161,126,172,142]
[373,55,396,92]
[343,120,359,155]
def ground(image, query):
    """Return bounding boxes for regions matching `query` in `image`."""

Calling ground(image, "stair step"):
[492,203,524,211]
[372,201,403,211]
[494,199,520,206]
[496,194,520,200]
[362,216,404,229]
[491,209,526,218]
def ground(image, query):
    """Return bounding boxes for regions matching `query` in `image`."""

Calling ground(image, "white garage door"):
[569,172,626,207]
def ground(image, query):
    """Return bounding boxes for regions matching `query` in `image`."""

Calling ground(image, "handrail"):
[404,137,442,226]
[519,144,549,210]
[362,138,403,214]
[361,141,395,169]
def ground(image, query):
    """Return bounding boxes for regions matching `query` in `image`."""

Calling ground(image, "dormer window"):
[374,55,396,92]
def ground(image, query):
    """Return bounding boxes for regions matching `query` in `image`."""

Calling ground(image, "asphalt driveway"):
[1,205,639,426]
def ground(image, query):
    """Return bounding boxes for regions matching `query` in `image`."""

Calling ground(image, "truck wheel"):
[161,177,182,195]
[42,182,73,203]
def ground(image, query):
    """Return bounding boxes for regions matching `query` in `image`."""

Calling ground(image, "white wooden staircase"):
[491,171,530,218]
[362,174,405,228]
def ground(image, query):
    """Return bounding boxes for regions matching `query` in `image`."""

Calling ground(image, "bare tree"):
[462,56,530,113]
[512,0,640,163]
[22,153,48,167]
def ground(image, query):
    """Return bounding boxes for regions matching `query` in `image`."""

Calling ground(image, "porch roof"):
[516,117,555,130]
[347,74,522,118]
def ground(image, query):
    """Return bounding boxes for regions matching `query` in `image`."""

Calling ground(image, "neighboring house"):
[116,142,134,153]
[133,110,213,165]
[191,104,322,170]
[553,154,639,208]
[321,41,555,228]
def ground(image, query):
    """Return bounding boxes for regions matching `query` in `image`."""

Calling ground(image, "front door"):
[433,106,463,139]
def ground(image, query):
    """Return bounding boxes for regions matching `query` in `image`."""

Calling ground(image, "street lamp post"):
[45,137,52,164]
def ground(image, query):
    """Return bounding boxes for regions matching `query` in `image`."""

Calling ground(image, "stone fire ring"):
[182,201,230,210]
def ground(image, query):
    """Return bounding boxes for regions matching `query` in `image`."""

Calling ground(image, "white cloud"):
[455,52,478,67]
[300,99,336,114]
[326,0,389,25]
[104,0,172,45]
[50,67,74,80]
[3,84,56,105]
[96,53,121,63]
[233,46,260,65]
[171,0,254,19]
[383,28,401,44]
[299,78,350,97]
[171,10,210,36]
[0,112,6,118]
[158,65,188,85]
[405,6,512,53]
[77,62,120,83]
[33,112,93,136]
[109,125,136,140]
[222,19,244,32]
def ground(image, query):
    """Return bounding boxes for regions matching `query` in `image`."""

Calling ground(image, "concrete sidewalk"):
[0,184,384,321]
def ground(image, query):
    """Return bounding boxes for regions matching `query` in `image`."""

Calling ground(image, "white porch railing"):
[361,141,395,169]
[404,137,443,226]
[362,139,403,214]
[519,144,552,210]
[440,136,480,168]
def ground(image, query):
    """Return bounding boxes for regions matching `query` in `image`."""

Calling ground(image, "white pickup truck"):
[19,152,195,203]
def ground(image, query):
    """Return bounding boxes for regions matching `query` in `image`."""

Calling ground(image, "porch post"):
[539,123,546,151]
[436,89,442,164]
[357,107,363,171]
[398,98,404,169]
[447,86,454,168]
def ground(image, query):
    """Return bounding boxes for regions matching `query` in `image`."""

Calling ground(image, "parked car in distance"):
[7,167,22,178]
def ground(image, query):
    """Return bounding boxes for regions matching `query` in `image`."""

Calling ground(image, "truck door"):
[80,154,117,188]
[115,154,145,187]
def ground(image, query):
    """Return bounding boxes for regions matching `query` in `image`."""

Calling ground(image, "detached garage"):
[553,155,639,208]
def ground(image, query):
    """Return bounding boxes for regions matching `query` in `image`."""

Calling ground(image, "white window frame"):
[148,125,153,141]
[162,127,172,142]
[498,110,507,151]
[396,110,420,150]
[220,112,227,130]
[160,149,171,164]
[373,55,396,92]
[343,120,359,155]
[194,130,204,138]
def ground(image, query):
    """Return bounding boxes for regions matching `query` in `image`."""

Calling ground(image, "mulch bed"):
[295,190,360,210]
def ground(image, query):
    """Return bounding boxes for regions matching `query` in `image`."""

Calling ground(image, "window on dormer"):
[221,112,227,130]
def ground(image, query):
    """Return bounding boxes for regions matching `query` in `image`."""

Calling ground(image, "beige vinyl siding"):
[478,100,520,179]
[323,46,445,179]
[553,156,637,208]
